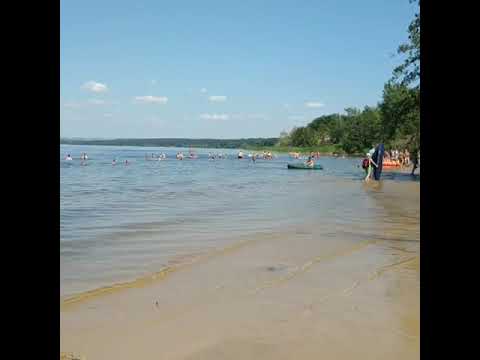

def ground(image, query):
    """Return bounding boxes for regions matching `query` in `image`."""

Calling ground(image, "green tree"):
[277,130,291,147]
[290,127,318,147]
[380,82,420,151]
[382,0,420,154]
[393,0,420,87]
[329,114,346,144]
[308,114,338,144]
[340,107,382,154]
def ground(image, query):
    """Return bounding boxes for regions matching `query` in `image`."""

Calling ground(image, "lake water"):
[60,144,419,297]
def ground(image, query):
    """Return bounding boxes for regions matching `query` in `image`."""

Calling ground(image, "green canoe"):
[287,163,323,170]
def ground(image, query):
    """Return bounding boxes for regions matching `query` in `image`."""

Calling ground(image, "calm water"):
[60,144,419,297]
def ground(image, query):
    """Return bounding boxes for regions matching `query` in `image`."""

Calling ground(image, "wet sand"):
[61,182,419,360]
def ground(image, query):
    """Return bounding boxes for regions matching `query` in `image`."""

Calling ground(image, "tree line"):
[60,137,279,149]
[277,0,420,156]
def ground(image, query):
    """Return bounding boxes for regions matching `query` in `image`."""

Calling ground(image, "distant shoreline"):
[60,137,279,149]
[60,139,365,156]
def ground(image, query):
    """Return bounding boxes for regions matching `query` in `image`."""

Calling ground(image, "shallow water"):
[60,144,419,297]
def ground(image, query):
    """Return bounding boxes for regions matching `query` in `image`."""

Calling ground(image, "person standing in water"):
[364,153,378,182]
[112,159,116,166]
[65,154,73,161]
[411,149,419,175]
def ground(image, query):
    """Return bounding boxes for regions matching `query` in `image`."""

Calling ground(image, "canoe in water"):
[287,163,323,170]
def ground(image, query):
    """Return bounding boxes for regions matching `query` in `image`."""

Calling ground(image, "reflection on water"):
[60,145,419,297]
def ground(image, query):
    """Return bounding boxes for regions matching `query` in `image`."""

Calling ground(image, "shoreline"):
[61,235,264,310]
[61,183,419,360]
[61,169,419,308]
[61,142,420,161]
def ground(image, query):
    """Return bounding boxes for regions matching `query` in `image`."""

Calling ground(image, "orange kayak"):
[383,160,401,168]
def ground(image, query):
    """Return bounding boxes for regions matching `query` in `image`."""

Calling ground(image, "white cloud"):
[305,101,324,108]
[200,113,229,120]
[82,81,108,93]
[88,99,106,105]
[200,88,207,93]
[104,113,113,117]
[134,95,168,104]
[283,103,290,109]
[208,95,227,102]
[151,80,157,85]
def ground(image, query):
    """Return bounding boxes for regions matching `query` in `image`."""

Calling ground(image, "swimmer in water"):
[65,154,73,161]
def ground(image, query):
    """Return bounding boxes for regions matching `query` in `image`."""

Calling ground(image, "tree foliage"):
[277,0,420,155]
[60,137,279,149]
[393,0,420,87]
[380,83,420,151]
[279,107,383,154]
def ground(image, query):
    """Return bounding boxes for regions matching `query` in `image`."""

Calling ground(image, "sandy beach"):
[60,0,421,356]
[61,180,419,360]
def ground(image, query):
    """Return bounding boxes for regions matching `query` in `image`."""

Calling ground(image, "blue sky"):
[60,0,417,139]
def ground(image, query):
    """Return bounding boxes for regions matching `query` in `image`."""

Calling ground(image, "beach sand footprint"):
[265,264,290,272]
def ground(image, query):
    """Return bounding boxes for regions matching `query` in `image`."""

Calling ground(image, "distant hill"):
[60,137,279,149]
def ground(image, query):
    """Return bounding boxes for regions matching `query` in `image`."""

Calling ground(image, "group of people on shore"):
[362,146,420,181]
[383,149,413,167]
[385,148,420,173]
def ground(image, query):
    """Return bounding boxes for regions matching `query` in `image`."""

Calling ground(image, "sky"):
[60,0,417,139]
